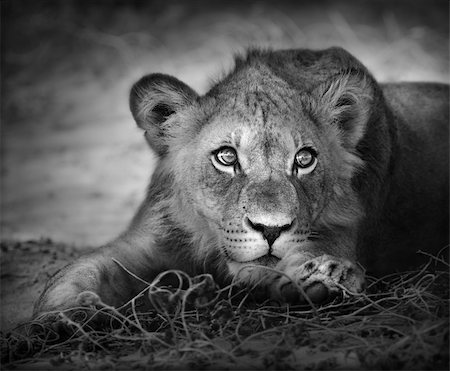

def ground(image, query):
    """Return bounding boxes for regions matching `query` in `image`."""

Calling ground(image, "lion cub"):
[34,47,449,316]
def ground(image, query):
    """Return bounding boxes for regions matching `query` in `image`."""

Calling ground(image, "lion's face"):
[130,50,372,279]
[169,88,360,276]
[189,110,322,268]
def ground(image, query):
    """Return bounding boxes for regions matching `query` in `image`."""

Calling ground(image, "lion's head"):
[129,47,383,282]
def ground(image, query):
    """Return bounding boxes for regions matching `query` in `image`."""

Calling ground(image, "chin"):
[225,254,281,284]
[252,255,280,268]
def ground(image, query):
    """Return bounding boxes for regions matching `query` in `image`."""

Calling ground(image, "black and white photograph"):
[1,0,449,369]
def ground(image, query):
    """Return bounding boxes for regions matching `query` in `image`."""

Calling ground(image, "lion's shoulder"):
[382,82,448,110]
[381,82,448,135]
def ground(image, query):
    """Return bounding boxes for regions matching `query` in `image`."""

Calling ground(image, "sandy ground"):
[1,0,448,331]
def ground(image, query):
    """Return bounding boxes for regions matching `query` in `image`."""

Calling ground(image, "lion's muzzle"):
[221,216,310,263]
[245,216,294,247]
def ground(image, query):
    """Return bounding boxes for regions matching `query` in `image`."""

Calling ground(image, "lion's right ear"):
[129,73,198,155]
[312,71,374,150]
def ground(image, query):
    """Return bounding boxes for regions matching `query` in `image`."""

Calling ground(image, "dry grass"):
[2,254,448,370]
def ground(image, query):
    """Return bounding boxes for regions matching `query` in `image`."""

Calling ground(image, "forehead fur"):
[169,47,373,158]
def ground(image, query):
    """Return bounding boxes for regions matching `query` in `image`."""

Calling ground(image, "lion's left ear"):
[313,72,374,149]
[129,73,198,155]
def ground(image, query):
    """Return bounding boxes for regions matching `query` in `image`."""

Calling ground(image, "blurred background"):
[1,0,449,248]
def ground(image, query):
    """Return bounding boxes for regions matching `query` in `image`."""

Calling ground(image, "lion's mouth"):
[221,245,281,267]
[223,248,280,267]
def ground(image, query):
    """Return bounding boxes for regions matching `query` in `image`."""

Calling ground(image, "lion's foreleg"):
[33,239,162,318]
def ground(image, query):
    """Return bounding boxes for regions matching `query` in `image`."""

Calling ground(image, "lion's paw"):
[271,254,365,304]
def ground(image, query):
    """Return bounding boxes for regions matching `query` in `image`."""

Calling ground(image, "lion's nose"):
[246,217,294,247]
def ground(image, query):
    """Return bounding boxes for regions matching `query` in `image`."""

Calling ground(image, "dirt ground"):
[0,239,92,330]
[1,0,448,335]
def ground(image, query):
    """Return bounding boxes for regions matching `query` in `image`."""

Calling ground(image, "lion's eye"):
[215,147,238,166]
[295,148,316,169]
